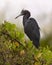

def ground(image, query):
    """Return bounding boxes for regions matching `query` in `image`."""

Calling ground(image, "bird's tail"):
[33,40,40,49]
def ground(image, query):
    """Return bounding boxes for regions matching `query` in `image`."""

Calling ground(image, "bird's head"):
[15,10,31,19]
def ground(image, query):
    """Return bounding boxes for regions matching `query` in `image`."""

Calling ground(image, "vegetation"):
[0,21,52,65]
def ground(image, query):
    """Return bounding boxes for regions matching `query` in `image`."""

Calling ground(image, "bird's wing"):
[30,18,40,39]
[24,18,40,40]
[25,18,40,32]
[29,18,40,29]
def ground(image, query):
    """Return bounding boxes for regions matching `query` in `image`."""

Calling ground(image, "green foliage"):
[40,33,52,50]
[0,21,52,65]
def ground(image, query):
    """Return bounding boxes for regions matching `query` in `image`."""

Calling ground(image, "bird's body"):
[15,10,40,49]
[23,17,40,48]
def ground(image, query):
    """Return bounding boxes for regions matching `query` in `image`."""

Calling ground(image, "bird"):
[15,10,40,49]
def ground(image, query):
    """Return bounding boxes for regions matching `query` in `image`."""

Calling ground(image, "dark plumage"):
[15,10,40,49]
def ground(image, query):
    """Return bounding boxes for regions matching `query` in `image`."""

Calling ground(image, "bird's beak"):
[15,14,22,19]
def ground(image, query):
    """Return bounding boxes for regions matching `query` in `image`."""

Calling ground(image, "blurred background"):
[0,0,52,38]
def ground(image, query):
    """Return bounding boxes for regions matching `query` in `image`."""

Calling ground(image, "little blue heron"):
[15,10,40,49]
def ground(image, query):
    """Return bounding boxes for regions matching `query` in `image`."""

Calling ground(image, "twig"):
[1,31,26,49]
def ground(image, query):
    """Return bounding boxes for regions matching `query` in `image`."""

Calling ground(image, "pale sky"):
[0,0,52,18]
[0,0,52,37]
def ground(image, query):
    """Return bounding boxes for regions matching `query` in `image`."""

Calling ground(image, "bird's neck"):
[23,14,30,26]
